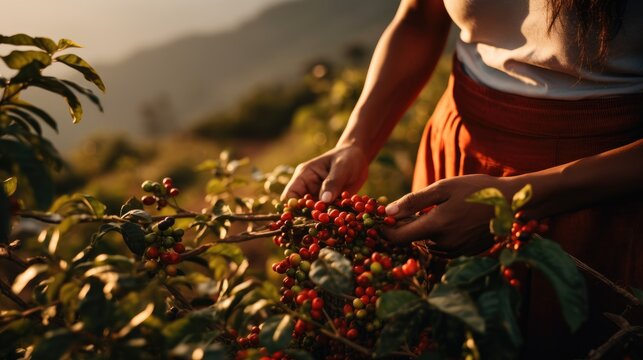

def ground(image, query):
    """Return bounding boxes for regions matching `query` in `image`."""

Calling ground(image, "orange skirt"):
[413,56,643,357]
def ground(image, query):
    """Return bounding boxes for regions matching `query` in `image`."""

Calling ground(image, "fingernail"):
[385,203,399,215]
[321,191,332,203]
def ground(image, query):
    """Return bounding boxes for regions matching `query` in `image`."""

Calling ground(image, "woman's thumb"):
[319,167,346,203]
[386,186,449,218]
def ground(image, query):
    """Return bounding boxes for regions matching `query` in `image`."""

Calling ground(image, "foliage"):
[0,33,636,360]
[1,142,607,359]
[0,33,104,215]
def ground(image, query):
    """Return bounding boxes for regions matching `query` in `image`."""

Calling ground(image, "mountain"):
[31,0,400,151]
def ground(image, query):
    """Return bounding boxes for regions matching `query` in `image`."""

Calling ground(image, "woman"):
[283,0,643,357]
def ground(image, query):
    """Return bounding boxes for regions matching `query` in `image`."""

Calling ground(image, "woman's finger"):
[382,209,444,244]
[318,157,351,203]
[281,163,325,200]
[385,181,450,219]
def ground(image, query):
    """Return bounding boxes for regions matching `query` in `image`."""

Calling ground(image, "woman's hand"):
[281,145,369,202]
[382,174,519,256]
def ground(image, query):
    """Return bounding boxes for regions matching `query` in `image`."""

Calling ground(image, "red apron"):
[413,56,643,358]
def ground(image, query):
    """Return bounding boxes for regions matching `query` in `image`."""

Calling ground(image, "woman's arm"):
[282,0,451,201]
[383,139,643,254]
[337,0,452,161]
[516,138,643,218]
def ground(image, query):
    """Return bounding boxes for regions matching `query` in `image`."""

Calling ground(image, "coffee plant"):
[1,34,642,360]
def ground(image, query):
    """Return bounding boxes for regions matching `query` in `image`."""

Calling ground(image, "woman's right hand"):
[281,144,369,202]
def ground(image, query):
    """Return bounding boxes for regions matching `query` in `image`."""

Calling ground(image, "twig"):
[277,304,372,357]
[150,213,199,221]
[180,229,282,260]
[18,210,280,225]
[163,282,193,310]
[586,321,643,359]
[15,212,127,224]
[318,328,372,356]
[0,302,61,327]
[215,213,281,222]
[0,278,28,309]
[0,246,28,269]
[219,229,282,243]
[568,253,641,307]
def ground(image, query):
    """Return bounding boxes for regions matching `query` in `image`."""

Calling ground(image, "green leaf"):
[0,187,9,243]
[55,54,105,91]
[33,37,58,54]
[0,34,36,46]
[46,272,67,303]
[206,178,227,195]
[116,302,154,338]
[7,108,43,135]
[77,277,111,333]
[163,312,213,347]
[490,214,513,237]
[121,222,146,256]
[0,140,53,209]
[259,314,293,353]
[6,99,58,132]
[466,187,513,236]
[12,264,49,294]
[212,198,230,216]
[171,342,229,360]
[2,50,51,70]
[499,248,517,267]
[120,196,143,216]
[309,248,353,295]
[376,290,423,320]
[195,159,219,172]
[59,282,81,322]
[72,193,106,218]
[94,254,135,269]
[516,237,588,332]
[444,257,498,287]
[632,287,643,302]
[9,61,43,84]
[374,308,429,357]
[475,282,522,358]
[465,187,507,207]
[3,177,17,196]
[122,209,153,224]
[216,279,258,321]
[284,349,314,360]
[206,243,245,265]
[31,77,83,123]
[57,38,82,51]
[428,283,485,333]
[0,34,57,53]
[0,318,33,357]
[61,79,103,111]
[511,184,532,211]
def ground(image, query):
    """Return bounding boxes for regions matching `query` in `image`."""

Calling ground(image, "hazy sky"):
[1,0,291,66]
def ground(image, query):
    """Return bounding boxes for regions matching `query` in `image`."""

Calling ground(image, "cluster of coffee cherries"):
[495,211,550,288]
[510,211,549,250]
[140,177,180,210]
[142,216,186,276]
[264,192,427,359]
[232,326,292,360]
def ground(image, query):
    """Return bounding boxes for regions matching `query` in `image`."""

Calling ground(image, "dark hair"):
[548,0,627,67]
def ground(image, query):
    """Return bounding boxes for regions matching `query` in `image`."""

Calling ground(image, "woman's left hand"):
[382,174,519,256]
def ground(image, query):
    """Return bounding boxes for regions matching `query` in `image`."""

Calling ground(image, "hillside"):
[30,0,399,151]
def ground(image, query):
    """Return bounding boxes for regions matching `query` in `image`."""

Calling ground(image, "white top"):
[444,0,643,99]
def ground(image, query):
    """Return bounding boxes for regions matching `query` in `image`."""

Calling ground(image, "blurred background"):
[1,0,456,213]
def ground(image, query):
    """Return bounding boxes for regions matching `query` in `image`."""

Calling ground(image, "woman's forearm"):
[512,139,643,218]
[337,0,451,161]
